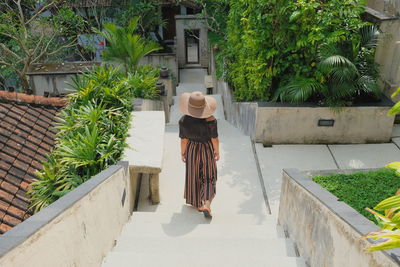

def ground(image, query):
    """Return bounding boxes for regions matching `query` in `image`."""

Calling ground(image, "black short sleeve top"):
[179,115,218,141]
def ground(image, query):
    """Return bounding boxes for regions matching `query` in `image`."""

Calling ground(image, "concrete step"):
[102,250,302,267]
[112,236,293,257]
[130,211,276,226]
[118,222,281,239]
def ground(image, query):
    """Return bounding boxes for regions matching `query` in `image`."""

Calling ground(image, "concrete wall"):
[217,80,394,144]
[175,15,209,68]
[367,0,400,16]
[216,81,257,139]
[0,162,140,267]
[140,53,179,83]
[365,3,400,102]
[30,73,77,96]
[375,18,400,102]
[278,169,400,267]
[255,104,394,144]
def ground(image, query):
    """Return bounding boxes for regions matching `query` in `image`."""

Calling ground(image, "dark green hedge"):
[312,169,400,223]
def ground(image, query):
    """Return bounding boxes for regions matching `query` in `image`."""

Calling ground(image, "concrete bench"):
[123,111,165,204]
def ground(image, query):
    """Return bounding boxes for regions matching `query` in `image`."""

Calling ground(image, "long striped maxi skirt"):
[184,140,217,208]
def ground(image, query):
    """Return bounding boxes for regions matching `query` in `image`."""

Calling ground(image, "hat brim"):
[179,93,217,119]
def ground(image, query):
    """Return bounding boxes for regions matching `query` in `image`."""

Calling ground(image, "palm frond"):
[273,78,323,103]
[360,25,380,49]
[318,55,358,75]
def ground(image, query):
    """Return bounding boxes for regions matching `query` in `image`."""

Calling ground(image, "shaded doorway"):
[185,29,200,64]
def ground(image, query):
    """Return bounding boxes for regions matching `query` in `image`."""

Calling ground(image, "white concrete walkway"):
[102,69,305,267]
[256,130,400,215]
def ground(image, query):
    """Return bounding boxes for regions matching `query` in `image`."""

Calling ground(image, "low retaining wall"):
[27,62,101,96]
[140,53,178,83]
[217,81,394,144]
[0,162,139,267]
[278,168,400,267]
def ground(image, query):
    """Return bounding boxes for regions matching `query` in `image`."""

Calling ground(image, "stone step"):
[130,211,276,226]
[112,236,293,258]
[102,250,302,267]
[118,222,281,239]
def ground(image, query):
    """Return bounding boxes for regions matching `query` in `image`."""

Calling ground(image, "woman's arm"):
[181,138,189,162]
[211,137,220,161]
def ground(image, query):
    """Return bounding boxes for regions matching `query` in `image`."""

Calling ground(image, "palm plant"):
[363,193,400,251]
[273,25,382,107]
[94,17,161,74]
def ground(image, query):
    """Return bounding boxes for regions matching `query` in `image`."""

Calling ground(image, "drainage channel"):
[251,140,272,214]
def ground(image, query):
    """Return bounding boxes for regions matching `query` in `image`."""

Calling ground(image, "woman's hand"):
[181,153,186,163]
[214,151,220,161]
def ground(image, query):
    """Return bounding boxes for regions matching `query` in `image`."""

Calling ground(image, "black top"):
[179,115,218,142]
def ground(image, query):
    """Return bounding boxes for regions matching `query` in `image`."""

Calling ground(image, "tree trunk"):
[18,70,30,93]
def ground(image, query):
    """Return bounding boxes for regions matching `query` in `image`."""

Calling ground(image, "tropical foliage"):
[200,0,381,106]
[273,25,381,106]
[385,161,400,176]
[388,87,400,115]
[363,192,400,251]
[28,65,159,212]
[94,17,161,74]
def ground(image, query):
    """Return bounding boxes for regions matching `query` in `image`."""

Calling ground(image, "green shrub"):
[204,0,375,105]
[28,65,158,212]
[312,169,400,223]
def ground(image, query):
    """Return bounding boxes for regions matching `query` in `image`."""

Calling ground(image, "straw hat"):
[179,91,217,119]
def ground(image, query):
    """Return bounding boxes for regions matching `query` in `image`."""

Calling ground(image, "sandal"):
[199,206,212,218]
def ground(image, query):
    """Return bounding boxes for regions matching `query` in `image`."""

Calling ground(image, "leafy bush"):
[204,0,379,106]
[312,169,400,223]
[28,64,158,212]
[273,25,381,106]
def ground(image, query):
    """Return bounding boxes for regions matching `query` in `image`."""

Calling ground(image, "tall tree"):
[0,0,85,91]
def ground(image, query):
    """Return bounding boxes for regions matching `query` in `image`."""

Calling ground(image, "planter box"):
[216,81,395,144]
[278,168,400,267]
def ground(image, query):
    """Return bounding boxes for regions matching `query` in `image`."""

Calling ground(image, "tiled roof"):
[0,91,66,234]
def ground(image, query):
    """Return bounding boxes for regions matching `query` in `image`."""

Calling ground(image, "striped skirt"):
[184,140,217,208]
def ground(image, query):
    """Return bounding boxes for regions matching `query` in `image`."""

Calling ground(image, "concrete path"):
[256,127,400,215]
[102,69,305,267]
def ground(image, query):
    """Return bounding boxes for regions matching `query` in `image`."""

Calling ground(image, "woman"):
[179,91,219,218]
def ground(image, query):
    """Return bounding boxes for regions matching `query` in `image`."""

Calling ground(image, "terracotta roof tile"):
[0,223,12,234]
[0,91,67,107]
[0,92,64,233]
[1,181,19,195]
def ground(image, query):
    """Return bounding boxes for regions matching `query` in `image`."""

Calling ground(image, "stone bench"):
[123,111,165,204]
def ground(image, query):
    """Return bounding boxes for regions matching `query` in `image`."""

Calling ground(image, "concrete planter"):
[216,81,395,144]
[278,168,400,267]
[0,162,139,267]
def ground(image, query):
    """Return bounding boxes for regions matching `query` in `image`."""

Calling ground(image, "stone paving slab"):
[255,144,338,214]
[392,124,400,137]
[139,122,269,217]
[328,143,400,169]
[179,68,208,84]
[392,137,400,148]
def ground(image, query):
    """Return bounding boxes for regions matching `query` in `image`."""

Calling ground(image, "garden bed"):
[312,168,400,223]
[217,80,395,144]
[278,168,400,267]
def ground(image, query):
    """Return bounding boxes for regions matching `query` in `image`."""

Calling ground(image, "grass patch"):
[312,169,400,223]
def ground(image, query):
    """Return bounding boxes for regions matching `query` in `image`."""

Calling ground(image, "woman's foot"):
[199,206,212,218]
